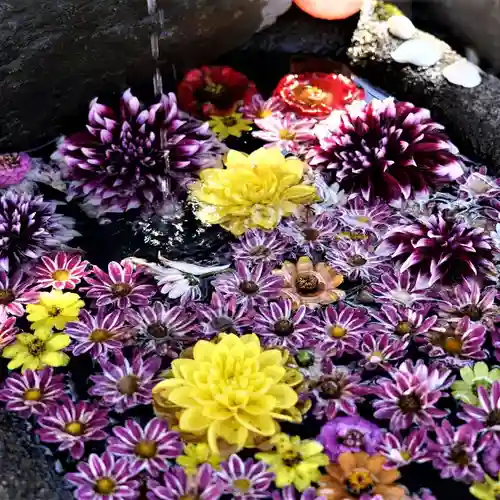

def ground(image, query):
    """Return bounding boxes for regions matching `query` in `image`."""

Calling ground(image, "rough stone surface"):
[0,0,291,152]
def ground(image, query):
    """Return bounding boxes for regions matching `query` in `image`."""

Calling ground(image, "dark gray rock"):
[0,0,291,152]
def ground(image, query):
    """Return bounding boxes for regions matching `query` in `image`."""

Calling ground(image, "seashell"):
[442,60,482,88]
[387,15,416,40]
[391,39,443,67]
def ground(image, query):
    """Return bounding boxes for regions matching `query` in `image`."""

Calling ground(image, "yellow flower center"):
[111,283,132,297]
[443,337,463,355]
[24,389,42,401]
[356,216,371,224]
[329,325,347,338]
[258,109,272,118]
[134,440,158,459]
[232,479,252,493]
[279,129,296,141]
[295,275,320,295]
[401,450,411,461]
[117,375,140,395]
[297,85,328,104]
[0,289,14,305]
[65,421,84,436]
[94,477,115,495]
[345,470,375,496]
[395,321,412,335]
[52,269,70,281]
[204,83,225,95]
[28,338,46,357]
[89,329,112,342]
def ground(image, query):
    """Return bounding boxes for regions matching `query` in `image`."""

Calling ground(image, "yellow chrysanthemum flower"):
[26,289,84,333]
[452,362,500,406]
[190,147,318,235]
[256,433,329,491]
[176,442,222,475]
[2,330,71,371]
[152,333,300,453]
[208,112,252,140]
[471,473,500,500]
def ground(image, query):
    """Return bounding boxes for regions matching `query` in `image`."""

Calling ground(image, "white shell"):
[391,39,443,67]
[442,60,482,88]
[387,15,416,40]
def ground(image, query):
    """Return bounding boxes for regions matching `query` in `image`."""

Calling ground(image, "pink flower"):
[32,252,89,290]
[240,94,285,120]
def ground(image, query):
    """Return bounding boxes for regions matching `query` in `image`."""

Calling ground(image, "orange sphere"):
[293,0,362,20]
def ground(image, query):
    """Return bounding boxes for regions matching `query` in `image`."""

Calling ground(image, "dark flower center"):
[47,306,61,317]
[303,228,319,241]
[442,336,463,355]
[345,470,374,497]
[295,275,319,295]
[319,381,341,399]
[487,410,500,427]
[249,245,271,257]
[147,322,170,339]
[0,289,14,305]
[462,305,483,321]
[450,446,469,466]
[282,450,301,467]
[349,255,367,267]
[28,339,45,357]
[274,319,295,336]
[239,280,259,295]
[295,350,315,367]
[111,283,132,297]
[398,394,421,413]
[212,316,236,333]
[222,116,238,127]
[341,430,365,449]
[395,321,412,335]
[117,375,140,396]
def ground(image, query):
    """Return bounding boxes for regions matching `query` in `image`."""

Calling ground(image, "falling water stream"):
[146,0,165,97]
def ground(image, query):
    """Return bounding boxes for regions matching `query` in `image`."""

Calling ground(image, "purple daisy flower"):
[127,301,195,357]
[482,443,500,476]
[212,261,283,309]
[195,292,253,337]
[379,429,431,468]
[0,316,18,349]
[31,251,90,290]
[312,303,368,357]
[240,94,285,120]
[319,416,382,461]
[230,229,289,266]
[83,260,156,309]
[108,418,183,477]
[0,368,65,418]
[66,451,141,500]
[37,398,109,459]
[216,454,274,499]
[326,240,391,282]
[397,358,455,390]
[411,489,438,500]
[416,317,487,367]
[357,333,409,371]
[147,464,223,500]
[272,486,326,500]
[429,421,485,483]
[89,351,161,413]
[253,299,319,352]
[0,270,40,317]
[66,308,131,358]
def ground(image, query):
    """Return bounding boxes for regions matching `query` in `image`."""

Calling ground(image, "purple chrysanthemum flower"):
[482,443,500,476]
[37,398,108,459]
[59,89,224,215]
[0,316,18,349]
[216,454,274,499]
[230,229,289,266]
[307,98,463,204]
[253,299,319,352]
[0,191,78,272]
[240,94,285,120]
[429,421,485,483]
[0,153,31,188]
[319,416,382,461]
[416,317,487,367]
[379,429,431,468]
[326,240,391,282]
[83,260,156,309]
[66,451,141,500]
[312,303,368,357]
[373,360,451,432]
[66,308,131,358]
[0,368,65,418]
[195,292,253,337]
[368,304,437,340]
[272,486,326,500]
[89,350,161,413]
[377,214,496,288]
[0,270,40,317]
[147,464,223,500]
[107,418,183,477]
[127,301,195,357]
[357,333,409,371]
[212,261,283,309]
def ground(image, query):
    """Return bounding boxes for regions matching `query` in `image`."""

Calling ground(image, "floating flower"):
[127,301,195,357]
[452,362,500,406]
[152,334,300,453]
[319,416,382,462]
[0,367,65,418]
[0,270,39,317]
[336,199,396,236]
[308,99,463,204]
[230,229,289,266]
[209,112,253,140]
[241,94,285,120]
[66,451,141,500]
[26,289,84,333]
[31,252,89,290]
[177,65,257,118]
[272,486,326,500]
[357,333,409,371]
[256,433,328,491]
[483,445,500,477]
[83,260,156,309]
[0,153,31,188]
[176,443,222,475]
[379,429,431,468]
[275,257,344,309]
[107,418,183,477]
[470,473,500,500]
[318,452,406,500]
[37,398,108,459]
[89,350,161,413]
[190,147,317,236]
[213,261,283,309]
[216,454,274,499]
[0,191,78,272]
[273,73,364,118]
[2,330,70,371]
[0,316,18,349]
[377,215,496,288]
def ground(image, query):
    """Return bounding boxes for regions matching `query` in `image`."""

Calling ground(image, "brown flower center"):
[279,129,296,141]
[442,336,463,355]
[94,478,115,495]
[0,289,14,305]
[147,322,169,339]
[211,316,236,333]
[329,325,347,338]
[52,269,70,281]
[111,283,132,297]
[303,228,319,241]
[273,319,295,336]
[461,305,483,321]
[487,410,500,427]
[47,306,61,317]
[282,450,301,467]
[450,446,469,466]
[65,421,85,436]
[295,275,320,295]
[28,338,45,357]
[117,375,140,396]
[398,394,421,413]
[249,245,271,257]
[345,470,374,497]
[222,116,238,127]
[239,280,259,295]
[232,479,252,493]
[134,440,157,459]
[395,321,412,335]
[349,255,367,266]
[24,389,42,401]
[319,380,341,399]
[89,329,112,343]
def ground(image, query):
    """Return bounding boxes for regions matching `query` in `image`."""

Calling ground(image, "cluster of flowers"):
[1,63,500,499]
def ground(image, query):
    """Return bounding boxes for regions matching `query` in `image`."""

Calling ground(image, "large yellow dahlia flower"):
[152,333,300,452]
[189,147,318,236]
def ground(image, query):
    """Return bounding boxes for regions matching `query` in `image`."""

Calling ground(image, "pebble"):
[442,59,482,88]
[387,15,416,40]
[391,39,443,67]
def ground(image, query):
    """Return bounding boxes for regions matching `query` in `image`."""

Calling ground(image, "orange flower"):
[274,256,344,309]
[318,452,406,500]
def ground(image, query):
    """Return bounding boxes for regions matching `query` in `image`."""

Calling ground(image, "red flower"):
[273,72,364,118]
[177,65,258,118]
